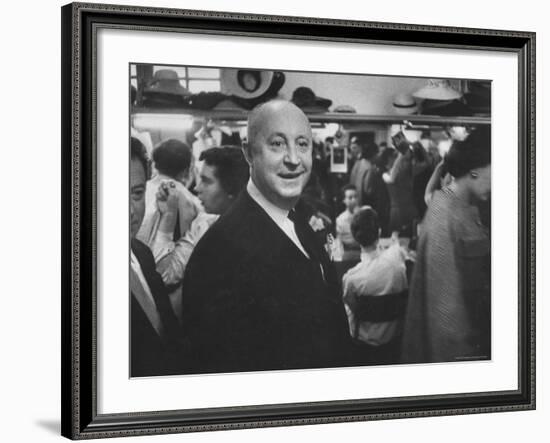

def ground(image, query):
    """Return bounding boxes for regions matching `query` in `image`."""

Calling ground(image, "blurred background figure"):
[153,146,250,322]
[137,138,203,319]
[373,146,397,236]
[349,136,391,235]
[383,134,418,237]
[129,137,182,376]
[138,138,202,256]
[401,127,491,364]
[335,185,360,262]
[342,207,409,365]
[411,141,434,220]
[349,136,378,206]
[195,146,249,216]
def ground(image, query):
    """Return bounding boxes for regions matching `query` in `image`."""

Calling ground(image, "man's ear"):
[176,167,189,183]
[242,143,253,165]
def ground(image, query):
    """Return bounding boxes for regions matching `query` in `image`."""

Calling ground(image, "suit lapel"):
[235,191,311,262]
[230,191,336,290]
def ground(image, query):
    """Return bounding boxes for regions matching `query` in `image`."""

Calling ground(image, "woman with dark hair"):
[401,126,491,364]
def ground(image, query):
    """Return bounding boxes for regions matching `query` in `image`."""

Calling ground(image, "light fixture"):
[132,113,194,131]
[412,79,462,101]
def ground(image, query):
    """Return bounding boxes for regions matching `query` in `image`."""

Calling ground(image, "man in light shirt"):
[147,147,249,323]
[342,206,409,365]
[181,100,352,374]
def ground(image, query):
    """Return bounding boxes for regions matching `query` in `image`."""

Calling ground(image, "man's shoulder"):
[189,193,261,257]
[342,260,365,285]
[378,243,407,267]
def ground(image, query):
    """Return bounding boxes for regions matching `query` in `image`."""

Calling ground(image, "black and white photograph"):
[56,1,537,440]
[129,64,492,377]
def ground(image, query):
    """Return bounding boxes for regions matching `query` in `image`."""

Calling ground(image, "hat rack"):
[131,106,490,128]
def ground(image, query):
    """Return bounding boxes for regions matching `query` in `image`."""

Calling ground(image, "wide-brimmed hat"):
[143,69,191,96]
[412,79,462,101]
[333,104,357,113]
[291,87,332,113]
[392,93,418,115]
[222,69,278,99]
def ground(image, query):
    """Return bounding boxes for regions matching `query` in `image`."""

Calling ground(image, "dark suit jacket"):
[180,191,354,374]
[130,238,182,377]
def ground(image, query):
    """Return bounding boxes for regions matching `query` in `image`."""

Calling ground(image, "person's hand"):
[156,181,179,215]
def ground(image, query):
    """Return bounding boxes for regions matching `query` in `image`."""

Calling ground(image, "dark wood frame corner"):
[61,2,535,439]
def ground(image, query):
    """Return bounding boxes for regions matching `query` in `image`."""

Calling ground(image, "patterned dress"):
[401,187,491,363]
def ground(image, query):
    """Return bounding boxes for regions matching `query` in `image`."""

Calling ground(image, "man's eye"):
[297,140,310,150]
[271,138,285,148]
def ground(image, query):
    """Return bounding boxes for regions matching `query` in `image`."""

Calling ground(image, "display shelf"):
[131,106,490,126]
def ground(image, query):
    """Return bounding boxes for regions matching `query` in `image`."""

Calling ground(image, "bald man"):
[180,100,353,374]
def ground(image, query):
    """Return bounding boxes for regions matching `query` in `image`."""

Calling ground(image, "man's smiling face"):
[245,101,312,211]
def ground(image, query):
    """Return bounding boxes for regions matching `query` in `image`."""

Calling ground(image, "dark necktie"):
[173,211,181,241]
[131,245,181,343]
[151,283,181,342]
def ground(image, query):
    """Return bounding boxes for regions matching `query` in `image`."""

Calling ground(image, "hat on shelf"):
[142,69,191,107]
[222,69,278,99]
[291,87,332,113]
[391,93,418,115]
[333,104,357,113]
[413,79,471,116]
[143,69,191,96]
[412,79,462,101]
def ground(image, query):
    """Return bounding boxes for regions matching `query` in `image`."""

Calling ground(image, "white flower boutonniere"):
[308,215,325,232]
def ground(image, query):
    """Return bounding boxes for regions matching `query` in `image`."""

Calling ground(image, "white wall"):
[0,1,546,443]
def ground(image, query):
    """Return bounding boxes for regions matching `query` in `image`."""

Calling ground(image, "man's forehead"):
[249,101,311,137]
[256,108,310,134]
[130,157,147,182]
[200,163,217,177]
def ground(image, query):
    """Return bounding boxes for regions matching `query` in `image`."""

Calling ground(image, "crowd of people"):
[129,99,491,377]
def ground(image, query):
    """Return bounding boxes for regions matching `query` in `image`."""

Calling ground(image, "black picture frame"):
[61,2,536,439]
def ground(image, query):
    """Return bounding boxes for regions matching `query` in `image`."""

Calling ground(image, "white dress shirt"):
[342,243,408,345]
[130,251,162,337]
[246,179,309,258]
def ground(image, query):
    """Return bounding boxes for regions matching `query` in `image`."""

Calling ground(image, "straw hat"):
[412,79,462,101]
[392,93,418,115]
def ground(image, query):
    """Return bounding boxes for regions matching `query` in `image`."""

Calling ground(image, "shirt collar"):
[246,179,289,227]
[360,247,379,263]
